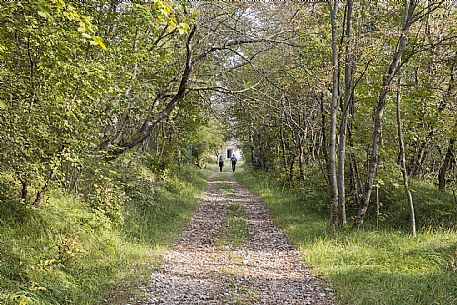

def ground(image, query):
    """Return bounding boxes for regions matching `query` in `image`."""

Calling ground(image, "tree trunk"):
[349,152,362,206]
[408,140,428,178]
[299,143,305,180]
[298,127,308,181]
[438,138,455,191]
[328,0,340,226]
[336,0,353,226]
[280,123,288,169]
[355,0,417,228]
[320,92,329,169]
[348,117,363,206]
[396,75,416,236]
[20,178,28,201]
[376,186,380,230]
[103,25,197,158]
[33,191,43,207]
[289,154,296,182]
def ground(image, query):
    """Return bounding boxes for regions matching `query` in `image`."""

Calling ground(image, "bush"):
[0,157,208,305]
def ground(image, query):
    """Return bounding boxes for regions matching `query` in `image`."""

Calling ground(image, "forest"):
[0,0,456,304]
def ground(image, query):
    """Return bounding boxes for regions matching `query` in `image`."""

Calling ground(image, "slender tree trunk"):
[20,178,28,201]
[409,141,428,177]
[438,138,455,191]
[299,143,305,180]
[258,137,262,170]
[319,96,331,185]
[320,92,329,167]
[328,0,340,226]
[298,127,308,180]
[336,0,353,226]
[280,123,288,169]
[248,122,258,169]
[348,118,363,206]
[376,186,380,230]
[354,0,417,228]
[396,75,416,236]
[311,129,318,162]
[289,154,296,182]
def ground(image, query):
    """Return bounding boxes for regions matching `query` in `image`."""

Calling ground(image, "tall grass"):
[0,164,208,305]
[235,167,457,305]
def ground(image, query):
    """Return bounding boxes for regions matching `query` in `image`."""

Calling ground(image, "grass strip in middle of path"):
[219,203,249,248]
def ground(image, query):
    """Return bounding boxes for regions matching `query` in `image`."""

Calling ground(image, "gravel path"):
[132,172,334,305]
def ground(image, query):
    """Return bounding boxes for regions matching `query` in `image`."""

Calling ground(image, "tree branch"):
[105,25,197,158]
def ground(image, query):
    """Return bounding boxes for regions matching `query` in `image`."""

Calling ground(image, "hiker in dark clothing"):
[218,155,224,172]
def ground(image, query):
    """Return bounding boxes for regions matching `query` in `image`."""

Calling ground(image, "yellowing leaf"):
[178,22,189,35]
[92,36,107,51]
[38,10,51,19]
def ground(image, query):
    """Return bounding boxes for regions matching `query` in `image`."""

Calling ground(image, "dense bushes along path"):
[124,172,334,304]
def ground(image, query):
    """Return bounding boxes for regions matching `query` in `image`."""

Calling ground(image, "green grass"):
[224,186,236,197]
[0,164,208,305]
[375,179,457,230]
[235,167,457,305]
[219,203,249,248]
[212,170,249,248]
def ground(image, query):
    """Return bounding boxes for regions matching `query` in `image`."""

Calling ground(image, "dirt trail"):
[132,172,334,305]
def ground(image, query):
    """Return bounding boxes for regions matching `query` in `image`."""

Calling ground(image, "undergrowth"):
[235,165,457,305]
[0,160,208,305]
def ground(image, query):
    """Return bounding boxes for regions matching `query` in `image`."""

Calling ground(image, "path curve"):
[133,172,334,305]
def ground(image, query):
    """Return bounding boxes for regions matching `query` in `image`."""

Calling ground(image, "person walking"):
[230,154,237,172]
[218,155,224,172]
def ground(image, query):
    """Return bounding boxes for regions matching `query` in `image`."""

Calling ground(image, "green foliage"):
[375,178,457,230]
[0,159,208,305]
[1,1,456,303]
[122,160,208,245]
[227,2,456,228]
[236,167,457,305]
[0,0,195,205]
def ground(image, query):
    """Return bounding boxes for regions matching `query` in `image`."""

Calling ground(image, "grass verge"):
[235,168,457,305]
[0,164,208,305]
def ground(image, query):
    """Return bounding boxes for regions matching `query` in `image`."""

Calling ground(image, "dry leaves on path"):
[124,172,334,305]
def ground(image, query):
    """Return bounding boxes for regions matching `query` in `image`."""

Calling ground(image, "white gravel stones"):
[126,173,334,305]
